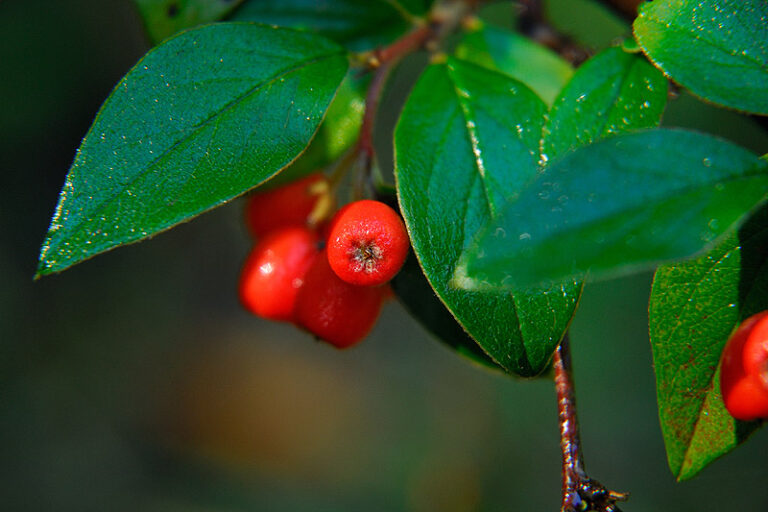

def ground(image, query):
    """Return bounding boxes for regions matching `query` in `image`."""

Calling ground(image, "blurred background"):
[1,1,767,511]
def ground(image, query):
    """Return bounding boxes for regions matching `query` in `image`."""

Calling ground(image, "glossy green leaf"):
[634,0,768,115]
[231,0,421,51]
[459,129,768,289]
[649,203,768,480]
[455,22,573,106]
[391,254,503,372]
[264,70,366,188]
[395,57,581,376]
[134,0,245,43]
[543,46,668,161]
[37,23,347,277]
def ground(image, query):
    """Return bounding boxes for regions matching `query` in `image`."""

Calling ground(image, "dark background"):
[1,1,766,511]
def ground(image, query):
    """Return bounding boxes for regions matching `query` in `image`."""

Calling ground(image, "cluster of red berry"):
[720,311,768,421]
[239,173,409,348]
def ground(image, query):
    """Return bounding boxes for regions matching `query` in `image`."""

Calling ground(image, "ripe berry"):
[720,311,768,421]
[294,249,385,348]
[239,226,320,322]
[326,200,409,286]
[245,173,330,238]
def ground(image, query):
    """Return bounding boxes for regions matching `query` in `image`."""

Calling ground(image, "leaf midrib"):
[445,63,497,217]
[639,11,768,70]
[47,51,342,256]
[508,169,767,255]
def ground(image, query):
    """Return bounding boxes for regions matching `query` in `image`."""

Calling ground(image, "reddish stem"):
[553,334,629,512]
[358,62,393,159]
[553,334,586,509]
[369,23,434,69]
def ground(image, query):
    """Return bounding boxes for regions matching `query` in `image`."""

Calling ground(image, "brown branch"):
[554,333,586,509]
[516,0,589,65]
[351,0,476,192]
[358,62,393,159]
[594,0,644,24]
[368,23,435,69]
[554,334,629,512]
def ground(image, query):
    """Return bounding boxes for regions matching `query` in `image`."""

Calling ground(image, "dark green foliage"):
[37,24,347,276]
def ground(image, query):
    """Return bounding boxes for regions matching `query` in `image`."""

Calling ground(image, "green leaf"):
[459,129,768,289]
[634,0,768,115]
[134,0,245,43]
[230,0,420,51]
[37,23,347,277]
[395,57,581,376]
[649,203,768,480]
[264,70,366,188]
[391,253,503,372]
[455,22,573,106]
[543,46,668,161]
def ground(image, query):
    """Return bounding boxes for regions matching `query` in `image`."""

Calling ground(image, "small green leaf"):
[134,0,245,43]
[649,203,768,480]
[396,57,580,376]
[455,22,573,106]
[230,0,421,50]
[37,23,347,277]
[391,254,503,371]
[634,0,768,115]
[543,46,668,161]
[459,129,768,289]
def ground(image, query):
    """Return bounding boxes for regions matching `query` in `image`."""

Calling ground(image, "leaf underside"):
[230,0,425,51]
[649,202,768,480]
[133,0,246,43]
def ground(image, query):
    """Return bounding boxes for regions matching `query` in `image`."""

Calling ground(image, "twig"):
[367,23,434,69]
[554,334,629,512]
[349,0,475,195]
[594,0,644,24]
[515,0,589,65]
[358,62,393,159]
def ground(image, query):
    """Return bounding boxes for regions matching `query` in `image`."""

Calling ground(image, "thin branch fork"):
[554,334,629,512]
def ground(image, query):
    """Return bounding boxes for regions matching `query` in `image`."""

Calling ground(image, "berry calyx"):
[239,226,320,322]
[294,249,385,348]
[244,173,331,238]
[720,311,768,421]
[326,200,409,287]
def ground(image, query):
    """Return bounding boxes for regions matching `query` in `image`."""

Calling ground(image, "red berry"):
[720,311,768,421]
[326,200,409,286]
[294,249,384,348]
[239,226,320,322]
[244,173,329,238]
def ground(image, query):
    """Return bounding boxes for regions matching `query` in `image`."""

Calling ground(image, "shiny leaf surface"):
[264,70,366,188]
[543,46,668,161]
[634,0,768,114]
[455,22,573,106]
[396,57,580,376]
[460,129,768,289]
[37,24,347,276]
